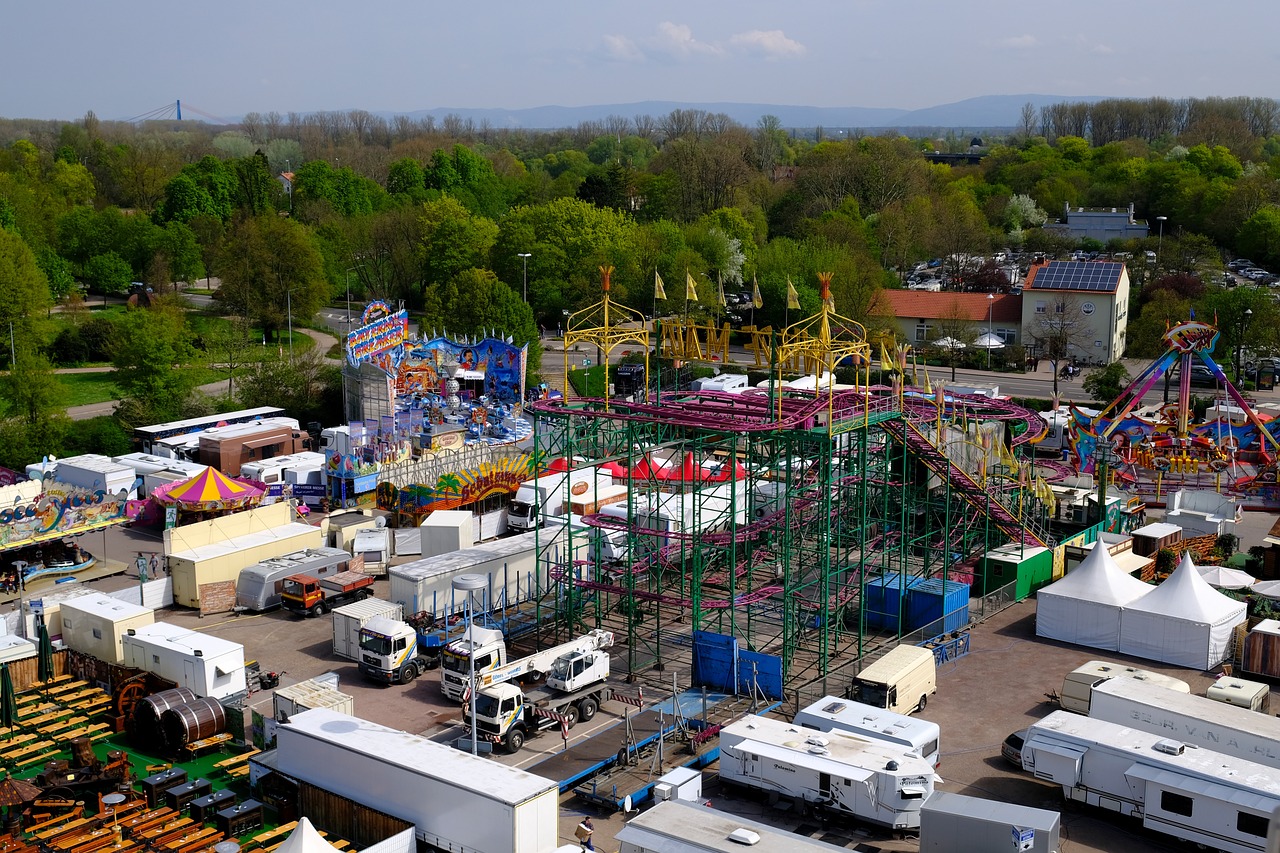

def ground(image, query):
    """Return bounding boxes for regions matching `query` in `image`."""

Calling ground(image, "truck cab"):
[472,648,612,752]
[440,626,507,699]
[358,617,424,684]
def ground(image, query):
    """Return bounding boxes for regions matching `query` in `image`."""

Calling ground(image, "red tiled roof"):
[871,290,1022,323]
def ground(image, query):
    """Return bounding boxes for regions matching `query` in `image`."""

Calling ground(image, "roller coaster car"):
[35,740,133,800]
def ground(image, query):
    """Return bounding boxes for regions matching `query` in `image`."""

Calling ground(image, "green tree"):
[0,348,65,425]
[419,196,498,286]
[1082,362,1131,405]
[0,228,52,327]
[217,215,328,340]
[234,151,276,215]
[110,300,197,417]
[1238,205,1280,269]
[84,251,133,295]
[421,269,541,370]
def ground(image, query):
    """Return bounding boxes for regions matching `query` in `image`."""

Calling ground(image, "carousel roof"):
[161,467,262,505]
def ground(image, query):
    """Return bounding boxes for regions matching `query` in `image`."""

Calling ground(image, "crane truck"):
[440,628,614,703]
[469,644,613,753]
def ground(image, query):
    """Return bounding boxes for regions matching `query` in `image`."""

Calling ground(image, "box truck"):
[718,714,938,829]
[50,454,138,499]
[794,696,941,767]
[1087,677,1280,769]
[850,645,937,715]
[506,469,599,532]
[236,547,356,611]
[1022,710,1280,853]
[1058,659,1191,713]
[275,708,559,853]
[332,598,403,662]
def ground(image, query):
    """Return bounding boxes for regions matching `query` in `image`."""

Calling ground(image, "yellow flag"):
[686,271,699,302]
[717,275,727,307]
[786,278,799,310]
[654,270,666,301]
[879,342,892,372]
[752,276,762,309]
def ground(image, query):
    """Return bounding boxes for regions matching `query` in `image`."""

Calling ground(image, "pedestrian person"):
[574,816,594,852]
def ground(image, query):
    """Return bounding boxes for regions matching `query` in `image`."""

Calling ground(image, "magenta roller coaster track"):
[535,386,1050,610]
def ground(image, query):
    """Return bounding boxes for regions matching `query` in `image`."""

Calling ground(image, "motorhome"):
[794,696,940,767]
[197,418,308,476]
[240,452,327,486]
[236,547,357,611]
[719,714,938,829]
[850,645,937,716]
[1059,660,1191,714]
[134,407,288,454]
[1022,710,1280,853]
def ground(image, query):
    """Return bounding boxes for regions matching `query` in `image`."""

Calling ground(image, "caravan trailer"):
[718,714,937,829]
[236,547,356,611]
[1022,711,1280,853]
[1059,660,1191,714]
[794,696,940,767]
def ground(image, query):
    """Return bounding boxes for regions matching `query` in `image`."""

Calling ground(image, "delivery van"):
[850,645,937,715]
[1059,660,1191,714]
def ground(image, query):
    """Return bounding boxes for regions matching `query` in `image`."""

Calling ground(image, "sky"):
[3,0,1278,122]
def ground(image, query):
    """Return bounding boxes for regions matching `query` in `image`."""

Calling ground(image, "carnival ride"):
[530,270,1055,688]
[1068,320,1280,507]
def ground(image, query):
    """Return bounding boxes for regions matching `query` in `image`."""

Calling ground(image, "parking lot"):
[73,560,1236,853]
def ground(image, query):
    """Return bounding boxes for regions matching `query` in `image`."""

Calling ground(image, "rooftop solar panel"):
[1031,261,1123,292]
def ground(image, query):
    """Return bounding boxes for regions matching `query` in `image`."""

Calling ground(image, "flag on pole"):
[717,274,727,307]
[879,342,892,372]
[752,276,763,309]
[686,271,699,301]
[654,270,666,300]
[786,278,800,310]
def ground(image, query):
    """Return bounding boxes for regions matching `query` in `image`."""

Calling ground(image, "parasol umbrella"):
[1196,564,1256,589]
[0,773,40,808]
[1250,579,1280,599]
[973,333,1005,350]
[933,337,967,351]
[0,664,15,733]
[37,621,53,685]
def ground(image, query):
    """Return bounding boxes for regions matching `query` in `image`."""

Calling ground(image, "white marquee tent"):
[1118,553,1247,670]
[276,819,342,853]
[1036,541,1153,650]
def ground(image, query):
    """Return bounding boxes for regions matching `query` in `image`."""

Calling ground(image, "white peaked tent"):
[1118,553,1247,669]
[1036,541,1153,650]
[275,819,343,853]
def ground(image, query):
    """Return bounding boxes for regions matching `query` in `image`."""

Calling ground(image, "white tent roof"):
[1036,543,1153,651]
[1124,553,1245,623]
[276,819,342,853]
[1039,541,1151,605]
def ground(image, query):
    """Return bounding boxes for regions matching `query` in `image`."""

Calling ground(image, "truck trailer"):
[1022,710,1280,853]
[274,708,560,853]
[440,628,614,703]
[1087,676,1280,769]
[506,469,601,532]
[718,714,938,829]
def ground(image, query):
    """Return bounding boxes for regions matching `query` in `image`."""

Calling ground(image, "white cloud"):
[603,34,644,62]
[654,21,723,58]
[730,29,806,59]
[1091,43,1114,55]
[1001,34,1038,48]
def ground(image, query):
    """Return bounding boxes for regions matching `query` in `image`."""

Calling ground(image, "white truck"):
[332,598,404,662]
[506,469,600,531]
[470,643,614,753]
[1087,676,1280,769]
[358,616,450,685]
[594,482,748,562]
[440,628,614,703]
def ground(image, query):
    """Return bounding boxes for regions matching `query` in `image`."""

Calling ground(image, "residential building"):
[870,291,1023,346]
[1020,260,1130,363]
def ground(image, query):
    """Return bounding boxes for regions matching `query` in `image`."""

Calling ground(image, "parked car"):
[1001,729,1027,767]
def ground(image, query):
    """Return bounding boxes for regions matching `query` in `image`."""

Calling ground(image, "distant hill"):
[386,94,1107,132]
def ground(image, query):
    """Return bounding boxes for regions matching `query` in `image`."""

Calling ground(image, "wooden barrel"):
[132,688,198,749]
[161,698,227,750]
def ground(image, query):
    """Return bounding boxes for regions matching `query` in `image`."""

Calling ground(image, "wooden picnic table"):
[0,733,36,749]
[3,738,54,761]
[17,702,58,717]
[138,818,194,842]
[56,689,97,705]
[40,716,87,736]
[47,680,87,696]
[183,732,233,756]
[247,821,297,850]
[166,827,221,851]
[120,807,174,834]
[34,817,93,841]
[213,749,259,771]
[51,826,112,851]
[20,708,73,729]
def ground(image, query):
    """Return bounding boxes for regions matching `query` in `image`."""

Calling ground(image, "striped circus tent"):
[156,466,263,511]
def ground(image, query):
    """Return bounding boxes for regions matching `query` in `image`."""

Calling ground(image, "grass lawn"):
[57,372,121,407]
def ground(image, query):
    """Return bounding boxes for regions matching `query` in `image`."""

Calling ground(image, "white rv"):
[1059,659,1191,714]
[1023,710,1280,853]
[718,714,937,829]
[794,696,940,767]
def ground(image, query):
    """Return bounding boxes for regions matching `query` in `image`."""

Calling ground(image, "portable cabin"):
[121,621,247,699]
[59,592,155,664]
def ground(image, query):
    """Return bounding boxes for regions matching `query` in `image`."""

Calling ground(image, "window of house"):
[915,324,931,342]
[92,628,102,640]
[1035,301,1047,314]
[1055,303,1065,313]
[1160,791,1194,817]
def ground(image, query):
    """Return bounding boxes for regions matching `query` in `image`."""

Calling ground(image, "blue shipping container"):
[863,575,924,631]
[907,578,970,635]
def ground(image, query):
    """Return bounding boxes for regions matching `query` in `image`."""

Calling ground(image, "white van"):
[794,696,941,767]
[1059,660,1191,714]
[850,645,937,715]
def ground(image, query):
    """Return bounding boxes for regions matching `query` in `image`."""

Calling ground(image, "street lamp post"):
[517,253,532,303]
[452,573,488,756]
[1156,215,1167,266]
[986,292,995,370]
[286,289,294,362]
[1237,307,1254,384]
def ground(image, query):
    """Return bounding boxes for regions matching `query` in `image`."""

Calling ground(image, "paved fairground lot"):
[24,500,1271,852]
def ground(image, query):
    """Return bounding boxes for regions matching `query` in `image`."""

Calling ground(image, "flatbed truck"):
[281,570,374,617]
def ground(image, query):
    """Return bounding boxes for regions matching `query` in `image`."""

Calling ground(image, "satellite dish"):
[623,795,633,813]
[374,517,387,528]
